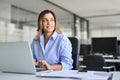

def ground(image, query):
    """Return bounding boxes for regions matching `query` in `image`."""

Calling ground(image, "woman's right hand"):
[34,59,39,66]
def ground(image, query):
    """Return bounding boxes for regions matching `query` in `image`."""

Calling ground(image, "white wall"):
[0,1,11,21]
[90,25,120,41]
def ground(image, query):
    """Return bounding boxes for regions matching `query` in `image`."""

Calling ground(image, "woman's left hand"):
[38,60,52,70]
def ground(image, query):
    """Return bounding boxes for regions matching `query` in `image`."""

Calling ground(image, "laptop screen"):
[0,42,36,74]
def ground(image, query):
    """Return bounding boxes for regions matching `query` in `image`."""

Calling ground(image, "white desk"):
[111,71,120,80]
[0,71,77,80]
[79,57,120,63]
[0,70,113,80]
[105,59,120,63]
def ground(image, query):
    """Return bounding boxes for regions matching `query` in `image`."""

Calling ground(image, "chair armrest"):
[103,66,114,69]
[103,66,116,71]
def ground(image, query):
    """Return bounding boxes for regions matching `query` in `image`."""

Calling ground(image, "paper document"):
[36,70,112,80]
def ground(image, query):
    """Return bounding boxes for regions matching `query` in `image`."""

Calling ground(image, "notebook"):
[0,42,52,75]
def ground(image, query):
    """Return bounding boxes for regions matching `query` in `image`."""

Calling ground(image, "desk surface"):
[0,71,77,80]
[0,70,115,80]
[79,57,120,63]
[111,71,120,80]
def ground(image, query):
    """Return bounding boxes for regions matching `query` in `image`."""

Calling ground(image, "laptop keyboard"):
[36,67,47,72]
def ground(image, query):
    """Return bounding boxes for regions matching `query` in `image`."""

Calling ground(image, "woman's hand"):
[36,60,62,71]
[38,60,52,70]
[34,59,39,66]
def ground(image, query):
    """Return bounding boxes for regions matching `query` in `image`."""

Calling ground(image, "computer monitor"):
[80,44,91,55]
[91,37,117,56]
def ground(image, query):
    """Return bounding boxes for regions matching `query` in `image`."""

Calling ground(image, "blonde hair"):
[37,10,62,41]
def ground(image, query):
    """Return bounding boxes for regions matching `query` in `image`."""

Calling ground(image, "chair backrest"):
[68,37,80,70]
[82,55,106,71]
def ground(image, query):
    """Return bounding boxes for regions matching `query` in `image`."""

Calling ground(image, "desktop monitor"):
[80,44,91,55]
[91,37,117,56]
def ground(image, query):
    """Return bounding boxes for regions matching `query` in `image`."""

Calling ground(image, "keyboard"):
[36,66,47,72]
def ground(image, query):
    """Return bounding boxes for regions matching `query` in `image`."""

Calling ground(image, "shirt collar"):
[50,31,58,40]
[34,31,58,41]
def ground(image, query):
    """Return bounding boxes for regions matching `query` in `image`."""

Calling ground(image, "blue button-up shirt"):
[31,31,73,70]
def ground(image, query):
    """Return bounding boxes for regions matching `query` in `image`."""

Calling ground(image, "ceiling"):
[49,0,120,27]
[2,0,120,27]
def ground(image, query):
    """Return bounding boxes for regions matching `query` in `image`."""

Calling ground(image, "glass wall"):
[74,16,89,44]
[0,0,75,42]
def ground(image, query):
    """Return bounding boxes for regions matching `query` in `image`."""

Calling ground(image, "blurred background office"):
[1,0,120,55]
[0,0,88,43]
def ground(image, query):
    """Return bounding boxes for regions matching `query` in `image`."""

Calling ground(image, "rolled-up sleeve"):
[59,36,73,70]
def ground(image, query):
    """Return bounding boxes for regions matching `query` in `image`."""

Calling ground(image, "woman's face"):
[42,13,55,34]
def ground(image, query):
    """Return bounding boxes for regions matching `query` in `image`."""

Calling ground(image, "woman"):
[31,10,73,71]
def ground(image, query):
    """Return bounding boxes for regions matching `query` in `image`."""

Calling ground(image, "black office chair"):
[68,37,80,70]
[82,55,115,71]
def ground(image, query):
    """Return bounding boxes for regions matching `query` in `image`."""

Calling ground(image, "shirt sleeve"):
[59,35,73,70]
[31,40,37,60]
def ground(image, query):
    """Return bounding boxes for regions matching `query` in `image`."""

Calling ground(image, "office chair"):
[68,37,80,70]
[82,55,115,71]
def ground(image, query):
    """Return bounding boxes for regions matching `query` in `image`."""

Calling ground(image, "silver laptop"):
[0,42,49,75]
